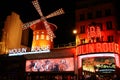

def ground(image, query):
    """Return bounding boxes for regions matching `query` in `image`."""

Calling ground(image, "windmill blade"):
[22,19,40,30]
[32,0,43,17]
[45,8,64,19]
[43,20,56,38]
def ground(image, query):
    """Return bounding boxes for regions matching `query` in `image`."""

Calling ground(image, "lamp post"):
[73,29,78,80]
[73,29,77,46]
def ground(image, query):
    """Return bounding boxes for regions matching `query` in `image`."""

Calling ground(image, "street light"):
[73,29,77,34]
[73,29,77,46]
[73,29,78,80]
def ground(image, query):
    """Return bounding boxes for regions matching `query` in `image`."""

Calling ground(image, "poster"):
[26,58,74,72]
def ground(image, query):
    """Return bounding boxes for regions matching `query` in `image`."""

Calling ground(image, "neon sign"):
[80,55,116,74]
[96,64,115,69]
[87,22,101,41]
[76,42,119,55]
[9,48,27,54]
[8,46,50,56]
[78,53,118,68]
[87,25,101,38]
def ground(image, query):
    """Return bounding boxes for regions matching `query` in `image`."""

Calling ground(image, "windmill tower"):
[22,0,64,51]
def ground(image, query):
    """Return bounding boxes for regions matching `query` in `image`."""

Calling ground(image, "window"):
[106,21,112,30]
[46,35,49,40]
[81,39,85,44]
[96,36,103,42]
[80,14,85,21]
[41,34,44,39]
[96,37,101,42]
[36,35,39,40]
[105,9,111,16]
[96,10,102,18]
[87,12,93,19]
[108,36,114,42]
[80,25,85,33]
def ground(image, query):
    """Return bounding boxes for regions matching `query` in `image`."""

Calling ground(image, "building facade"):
[76,0,120,80]
[1,0,120,80]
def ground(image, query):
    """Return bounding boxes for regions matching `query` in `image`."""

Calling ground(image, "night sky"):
[1,0,119,47]
[0,0,76,47]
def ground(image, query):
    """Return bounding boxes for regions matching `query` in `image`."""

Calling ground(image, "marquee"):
[76,42,119,55]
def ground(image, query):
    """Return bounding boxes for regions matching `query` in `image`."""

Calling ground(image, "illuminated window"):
[46,35,49,40]
[51,37,53,42]
[106,21,112,30]
[41,34,44,39]
[108,36,114,42]
[96,10,102,18]
[81,39,85,44]
[80,25,85,33]
[105,9,111,16]
[87,12,93,19]
[36,35,39,40]
[80,14,85,21]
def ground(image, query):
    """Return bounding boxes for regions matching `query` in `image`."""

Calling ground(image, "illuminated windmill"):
[22,0,64,51]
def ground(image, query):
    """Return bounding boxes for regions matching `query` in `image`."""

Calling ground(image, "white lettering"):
[8,45,50,56]
[9,48,27,54]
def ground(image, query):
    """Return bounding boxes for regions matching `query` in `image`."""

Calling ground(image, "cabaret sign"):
[96,64,115,73]
[76,42,119,55]
[8,46,50,56]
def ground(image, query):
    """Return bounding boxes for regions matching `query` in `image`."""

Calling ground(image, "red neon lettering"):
[76,42,120,55]
[108,43,114,52]
[96,26,101,37]
[86,44,89,54]
[82,45,85,54]
[89,26,96,37]
[115,43,119,53]
[88,44,94,53]
[83,45,89,54]
[102,43,109,52]
[108,43,112,52]
[81,45,84,54]
[76,46,81,54]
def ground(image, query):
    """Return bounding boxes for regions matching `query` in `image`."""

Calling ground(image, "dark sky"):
[0,0,76,46]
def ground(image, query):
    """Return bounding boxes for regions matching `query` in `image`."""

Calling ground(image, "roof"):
[30,20,57,31]
[24,47,75,60]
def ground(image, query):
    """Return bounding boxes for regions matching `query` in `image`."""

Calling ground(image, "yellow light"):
[36,35,39,40]
[46,35,49,40]
[41,34,44,39]
[73,29,77,34]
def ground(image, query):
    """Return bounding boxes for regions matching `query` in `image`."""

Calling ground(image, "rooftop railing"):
[54,42,76,49]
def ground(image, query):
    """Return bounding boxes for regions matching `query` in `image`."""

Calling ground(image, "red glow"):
[114,54,120,68]
[26,58,74,72]
[89,26,96,37]
[87,26,101,39]
[78,53,119,68]
[76,42,119,55]
[30,21,57,49]
[31,30,52,49]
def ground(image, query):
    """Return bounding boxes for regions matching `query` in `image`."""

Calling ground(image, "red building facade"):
[75,1,120,80]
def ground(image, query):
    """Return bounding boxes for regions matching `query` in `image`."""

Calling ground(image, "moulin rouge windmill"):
[22,0,64,51]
